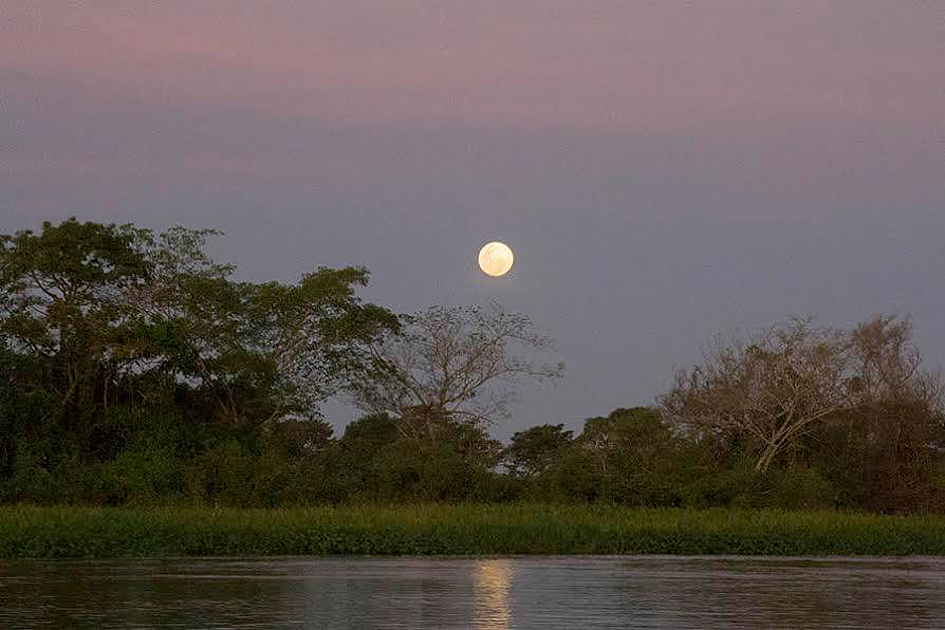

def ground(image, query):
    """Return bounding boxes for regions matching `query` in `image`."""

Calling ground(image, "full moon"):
[478,241,514,277]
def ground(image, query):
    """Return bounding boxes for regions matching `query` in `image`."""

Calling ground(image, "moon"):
[478,241,514,277]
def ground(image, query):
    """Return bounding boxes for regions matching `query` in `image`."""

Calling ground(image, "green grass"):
[1,504,944,558]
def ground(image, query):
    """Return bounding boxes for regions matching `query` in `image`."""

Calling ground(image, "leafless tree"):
[659,318,856,473]
[847,316,942,409]
[660,315,943,474]
[843,316,945,511]
[348,303,564,440]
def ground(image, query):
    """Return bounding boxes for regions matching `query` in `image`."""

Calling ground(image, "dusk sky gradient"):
[3,2,943,438]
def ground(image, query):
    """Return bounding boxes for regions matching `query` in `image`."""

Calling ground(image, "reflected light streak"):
[473,559,513,629]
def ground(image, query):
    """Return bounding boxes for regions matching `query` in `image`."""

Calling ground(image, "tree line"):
[1,219,942,512]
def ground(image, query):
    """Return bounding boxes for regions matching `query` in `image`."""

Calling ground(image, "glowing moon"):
[478,241,514,277]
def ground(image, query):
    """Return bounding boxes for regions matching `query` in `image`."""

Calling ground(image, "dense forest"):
[1,219,942,512]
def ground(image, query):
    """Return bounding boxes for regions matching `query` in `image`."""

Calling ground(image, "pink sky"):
[5,1,942,135]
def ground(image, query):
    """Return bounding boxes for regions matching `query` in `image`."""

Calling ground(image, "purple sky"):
[2,2,944,438]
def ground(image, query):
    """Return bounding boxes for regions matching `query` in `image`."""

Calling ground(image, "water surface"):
[2,556,944,628]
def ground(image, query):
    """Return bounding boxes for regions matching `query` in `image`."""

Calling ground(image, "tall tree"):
[0,219,398,460]
[576,407,674,475]
[659,318,854,473]
[124,226,399,426]
[348,303,563,440]
[505,424,574,478]
[659,316,945,477]
[0,219,152,452]
[837,317,945,511]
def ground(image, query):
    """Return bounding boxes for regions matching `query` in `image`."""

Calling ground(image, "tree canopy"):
[0,219,397,470]
[1,219,942,514]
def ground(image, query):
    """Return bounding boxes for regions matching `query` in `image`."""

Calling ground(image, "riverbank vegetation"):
[3,505,945,558]
[1,219,943,515]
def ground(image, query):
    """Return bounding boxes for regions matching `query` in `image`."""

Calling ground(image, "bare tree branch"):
[347,302,563,439]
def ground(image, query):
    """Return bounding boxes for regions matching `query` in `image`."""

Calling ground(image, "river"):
[2,556,944,628]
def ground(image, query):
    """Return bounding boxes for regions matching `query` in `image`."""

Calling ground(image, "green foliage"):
[0,219,396,507]
[3,505,945,558]
[505,424,573,478]
[367,440,497,502]
[678,463,836,510]
[545,448,605,502]
[539,407,691,506]
[1,218,943,515]
[3,447,72,505]
[84,426,186,506]
[325,413,504,503]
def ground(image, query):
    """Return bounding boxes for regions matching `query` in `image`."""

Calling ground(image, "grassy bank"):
[2,504,944,558]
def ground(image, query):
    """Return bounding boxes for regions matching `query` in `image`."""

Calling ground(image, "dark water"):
[2,556,944,629]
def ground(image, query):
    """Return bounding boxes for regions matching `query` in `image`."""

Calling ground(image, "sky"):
[2,1,944,440]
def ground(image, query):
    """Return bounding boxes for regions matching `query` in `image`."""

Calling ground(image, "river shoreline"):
[2,504,944,558]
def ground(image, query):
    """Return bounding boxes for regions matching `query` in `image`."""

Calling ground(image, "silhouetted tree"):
[0,219,396,503]
[659,318,855,473]
[505,424,573,478]
[825,317,945,511]
[348,303,563,440]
